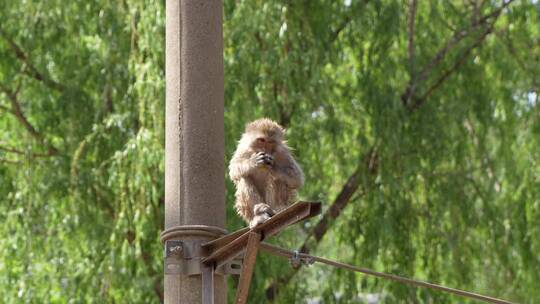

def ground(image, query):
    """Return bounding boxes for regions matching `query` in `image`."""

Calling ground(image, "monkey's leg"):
[234,179,277,228]
[234,179,265,225]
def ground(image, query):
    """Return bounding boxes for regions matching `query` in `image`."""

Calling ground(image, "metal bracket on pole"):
[163,241,242,276]
[198,201,321,303]
[164,240,185,275]
[161,202,320,303]
[202,265,215,304]
[161,226,242,276]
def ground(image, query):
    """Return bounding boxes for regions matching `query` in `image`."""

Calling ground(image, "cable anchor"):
[289,250,314,269]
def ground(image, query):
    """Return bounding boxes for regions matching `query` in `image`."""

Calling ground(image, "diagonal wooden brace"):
[235,232,261,304]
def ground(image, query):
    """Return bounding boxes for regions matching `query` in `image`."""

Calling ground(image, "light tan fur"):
[229,118,304,228]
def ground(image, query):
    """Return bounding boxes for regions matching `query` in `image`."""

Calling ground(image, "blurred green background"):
[1,0,539,303]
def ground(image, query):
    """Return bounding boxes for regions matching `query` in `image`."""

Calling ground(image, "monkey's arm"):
[229,150,260,181]
[229,160,253,181]
[272,153,304,189]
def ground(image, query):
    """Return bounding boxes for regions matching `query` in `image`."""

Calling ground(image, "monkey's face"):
[252,134,279,154]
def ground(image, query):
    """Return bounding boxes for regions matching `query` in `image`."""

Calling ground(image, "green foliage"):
[1,0,539,303]
[0,0,164,302]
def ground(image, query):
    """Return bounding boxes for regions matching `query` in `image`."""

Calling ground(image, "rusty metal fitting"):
[161,225,241,276]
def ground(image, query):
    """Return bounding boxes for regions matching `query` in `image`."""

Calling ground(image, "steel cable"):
[259,243,513,304]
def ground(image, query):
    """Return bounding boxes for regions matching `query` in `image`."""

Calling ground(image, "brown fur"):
[229,118,304,227]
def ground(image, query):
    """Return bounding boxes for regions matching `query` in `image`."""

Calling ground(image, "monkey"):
[229,118,304,228]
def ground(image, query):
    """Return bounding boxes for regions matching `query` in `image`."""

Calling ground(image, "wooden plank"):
[201,227,250,253]
[202,265,214,304]
[201,201,321,267]
[255,203,311,237]
[235,232,261,304]
[305,201,322,221]
[202,230,251,268]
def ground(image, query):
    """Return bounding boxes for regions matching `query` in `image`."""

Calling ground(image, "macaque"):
[229,118,304,228]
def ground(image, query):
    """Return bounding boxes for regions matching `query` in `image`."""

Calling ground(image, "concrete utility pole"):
[162,1,226,303]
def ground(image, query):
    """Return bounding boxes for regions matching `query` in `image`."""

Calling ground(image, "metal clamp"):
[290,250,301,269]
[289,250,314,269]
[164,240,243,276]
[164,240,187,275]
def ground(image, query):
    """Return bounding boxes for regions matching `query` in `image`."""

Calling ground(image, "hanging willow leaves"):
[0,0,538,303]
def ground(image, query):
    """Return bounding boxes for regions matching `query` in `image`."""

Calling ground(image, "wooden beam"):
[201,201,321,267]
[201,227,249,253]
[235,232,261,304]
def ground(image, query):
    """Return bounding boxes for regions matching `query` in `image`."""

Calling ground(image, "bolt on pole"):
[164,1,226,303]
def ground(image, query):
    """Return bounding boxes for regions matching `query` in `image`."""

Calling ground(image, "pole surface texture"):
[165,0,225,303]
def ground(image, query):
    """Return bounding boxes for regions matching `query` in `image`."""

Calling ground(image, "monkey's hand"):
[255,152,274,167]
[249,203,276,228]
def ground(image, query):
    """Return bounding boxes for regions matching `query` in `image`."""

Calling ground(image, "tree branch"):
[412,22,494,108]
[0,83,39,139]
[268,6,497,288]
[407,0,417,77]
[0,158,21,165]
[0,144,29,155]
[140,243,164,302]
[329,0,370,44]
[330,15,352,43]
[0,143,56,158]
[402,0,513,108]
[265,1,515,300]
[0,103,12,113]
[467,0,487,25]
[266,146,379,300]
[0,29,65,92]
[497,28,540,90]
[0,83,59,155]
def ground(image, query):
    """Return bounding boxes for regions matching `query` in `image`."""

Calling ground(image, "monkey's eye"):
[257,138,266,143]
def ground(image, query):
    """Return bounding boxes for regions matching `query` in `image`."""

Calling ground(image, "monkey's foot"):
[250,203,276,228]
[249,213,271,228]
[253,203,276,217]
